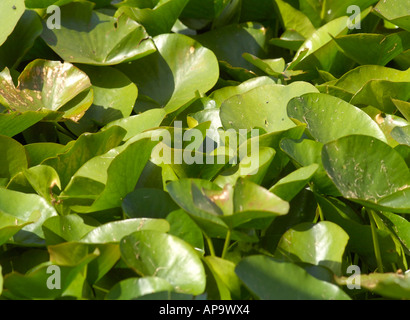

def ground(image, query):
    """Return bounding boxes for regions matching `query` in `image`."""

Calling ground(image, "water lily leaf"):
[0,135,28,184]
[47,241,120,286]
[3,255,97,299]
[275,221,349,276]
[333,32,410,66]
[0,0,25,47]
[373,0,410,32]
[378,211,410,252]
[204,256,241,299]
[42,214,97,245]
[322,135,410,213]
[70,138,158,213]
[106,276,173,300]
[391,125,410,146]
[323,0,378,22]
[213,147,276,188]
[220,82,318,133]
[269,164,319,201]
[117,33,219,114]
[228,178,289,229]
[166,179,229,236]
[166,209,204,252]
[0,110,50,138]
[337,271,410,299]
[0,9,43,70]
[0,211,35,246]
[76,65,138,126]
[79,218,170,244]
[122,188,179,219]
[103,109,166,141]
[23,164,61,203]
[287,93,387,143]
[316,195,398,267]
[235,255,351,300]
[280,138,341,196]
[115,0,190,36]
[210,76,276,107]
[334,65,410,113]
[269,29,305,51]
[239,125,306,182]
[120,230,206,295]
[0,188,58,245]
[194,22,269,73]
[290,16,350,72]
[273,0,316,39]
[24,142,67,167]
[0,59,93,120]
[393,99,410,121]
[43,126,126,189]
[41,1,156,65]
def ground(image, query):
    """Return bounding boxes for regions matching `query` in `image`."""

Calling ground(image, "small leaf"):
[120,230,206,295]
[235,255,351,300]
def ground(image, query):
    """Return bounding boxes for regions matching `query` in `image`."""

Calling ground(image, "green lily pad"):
[0,0,25,47]
[316,195,398,267]
[391,125,410,146]
[106,276,173,300]
[0,211,36,246]
[0,188,58,245]
[0,135,28,184]
[76,65,138,126]
[117,33,219,114]
[378,211,410,252]
[0,59,93,120]
[166,209,204,252]
[204,256,242,299]
[393,99,410,122]
[120,230,206,295]
[0,110,50,138]
[235,255,351,300]
[373,0,410,32]
[269,164,319,201]
[337,271,410,299]
[220,82,318,133]
[275,221,350,276]
[23,164,61,203]
[122,188,179,219]
[115,0,190,36]
[41,1,156,65]
[103,109,166,141]
[334,65,410,113]
[42,214,97,245]
[210,76,276,107]
[322,135,410,213]
[333,32,410,66]
[228,178,289,229]
[280,138,341,196]
[194,22,269,73]
[290,16,350,72]
[43,126,126,189]
[79,218,170,244]
[70,138,158,213]
[287,93,387,143]
[0,9,43,70]
[274,0,316,39]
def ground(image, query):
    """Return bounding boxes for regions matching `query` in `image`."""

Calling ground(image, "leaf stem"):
[204,233,216,257]
[368,209,384,273]
[221,229,232,259]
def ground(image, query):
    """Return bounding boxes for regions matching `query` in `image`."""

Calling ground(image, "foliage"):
[0,0,409,300]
